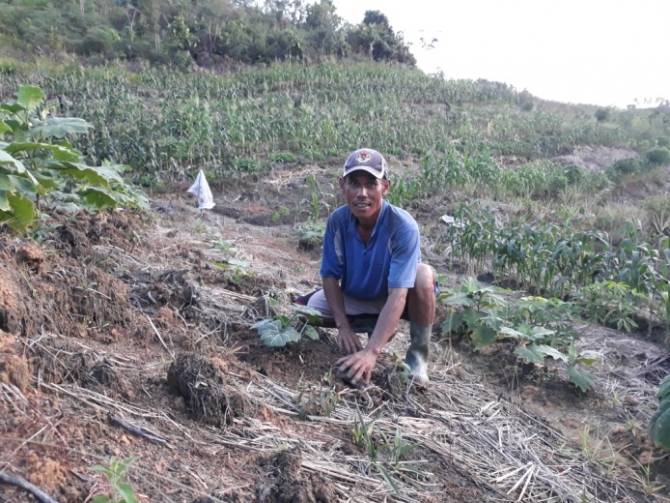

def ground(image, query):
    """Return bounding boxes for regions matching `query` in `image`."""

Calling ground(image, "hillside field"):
[1,59,670,502]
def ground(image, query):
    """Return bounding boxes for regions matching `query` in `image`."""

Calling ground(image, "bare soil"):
[0,164,669,503]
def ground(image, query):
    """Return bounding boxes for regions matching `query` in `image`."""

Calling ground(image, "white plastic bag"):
[187,170,215,210]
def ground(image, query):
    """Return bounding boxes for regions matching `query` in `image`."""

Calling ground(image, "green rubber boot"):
[405,323,431,383]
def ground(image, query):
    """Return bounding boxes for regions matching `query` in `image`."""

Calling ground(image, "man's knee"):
[415,263,435,292]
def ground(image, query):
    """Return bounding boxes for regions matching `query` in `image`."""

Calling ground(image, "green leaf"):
[0,103,26,114]
[16,85,45,110]
[0,120,11,135]
[514,345,548,364]
[303,325,320,341]
[441,312,462,333]
[117,482,141,503]
[649,398,670,449]
[0,190,10,211]
[470,324,497,349]
[7,191,36,229]
[90,496,112,503]
[80,187,117,208]
[5,141,81,161]
[657,375,670,401]
[8,174,37,194]
[567,365,596,393]
[443,292,475,307]
[250,318,275,330]
[260,325,302,347]
[0,149,27,173]
[29,117,91,139]
[377,464,399,495]
[534,344,568,362]
[56,162,111,186]
[0,173,10,191]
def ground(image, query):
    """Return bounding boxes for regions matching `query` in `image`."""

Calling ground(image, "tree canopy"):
[0,0,416,67]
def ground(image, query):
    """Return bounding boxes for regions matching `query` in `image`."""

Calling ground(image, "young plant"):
[649,375,670,450]
[251,305,322,347]
[438,277,506,349]
[89,457,140,503]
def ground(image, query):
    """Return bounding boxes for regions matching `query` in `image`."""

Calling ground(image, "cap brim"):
[342,166,385,179]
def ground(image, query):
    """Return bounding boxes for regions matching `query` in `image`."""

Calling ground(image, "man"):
[297,148,435,386]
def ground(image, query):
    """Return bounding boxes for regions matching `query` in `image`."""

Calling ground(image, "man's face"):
[339,172,390,222]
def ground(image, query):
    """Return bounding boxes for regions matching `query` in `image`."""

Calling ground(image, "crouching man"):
[296,148,435,386]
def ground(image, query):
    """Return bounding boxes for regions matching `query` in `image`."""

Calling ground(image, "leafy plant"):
[438,278,506,349]
[649,375,670,450]
[572,281,643,332]
[0,85,147,230]
[89,457,140,503]
[251,305,322,347]
[295,373,339,419]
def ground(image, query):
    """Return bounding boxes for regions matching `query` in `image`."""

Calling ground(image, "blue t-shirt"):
[320,200,421,300]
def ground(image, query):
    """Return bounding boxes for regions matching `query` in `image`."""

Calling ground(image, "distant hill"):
[0,0,415,68]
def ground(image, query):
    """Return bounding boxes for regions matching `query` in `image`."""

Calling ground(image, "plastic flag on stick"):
[187,170,215,210]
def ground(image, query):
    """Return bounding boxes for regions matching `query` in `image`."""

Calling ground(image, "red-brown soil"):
[0,169,668,503]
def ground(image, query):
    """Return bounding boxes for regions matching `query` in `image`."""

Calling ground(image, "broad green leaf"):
[0,120,11,135]
[443,292,475,307]
[649,398,670,449]
[28,117,91,139]
[90,496,112,503]
[0,190,10,211]
[303,325,320,340]
[0,150,26,173]
[567,365,596,393]
[462,309,483,328]
[33,173,61,190]
[500,326,525,340]
[117,482,141,503]
[657,375,670,401]
[5,141,81,161]
[250,318,275,330]
[80,187,117,208]
[441,312,462,333]
[470,324,497,349]
[534,344,568,362]
[260,325,301,347]
[0,173,10,191]
[16,85,45,110]
[8,174,36,194]
[7,191,36,228]
[0,103,26,114]
[514,345,548,364]
[56,162,110,186]
[227,258,249,268]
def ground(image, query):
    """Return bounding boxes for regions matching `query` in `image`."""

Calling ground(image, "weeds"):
[89,457,141,503]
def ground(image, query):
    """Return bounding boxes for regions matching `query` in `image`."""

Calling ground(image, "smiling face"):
[339,171,390,227]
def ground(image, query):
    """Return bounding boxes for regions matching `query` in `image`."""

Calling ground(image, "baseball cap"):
[342,148,388,179]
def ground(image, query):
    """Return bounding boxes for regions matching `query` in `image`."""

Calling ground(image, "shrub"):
[645,147,670,165]
[594,108,610,122]
[607,158,640,180]
[657,136,670,148]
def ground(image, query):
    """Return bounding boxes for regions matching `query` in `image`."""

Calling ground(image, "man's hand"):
[337,326,363,355]
[336,349,378,386]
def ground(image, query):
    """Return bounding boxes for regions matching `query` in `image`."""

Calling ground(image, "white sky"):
[331,0,670,108]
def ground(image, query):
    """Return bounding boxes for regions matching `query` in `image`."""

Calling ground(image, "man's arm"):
[336,287,408,385]
[322,277,363,354]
